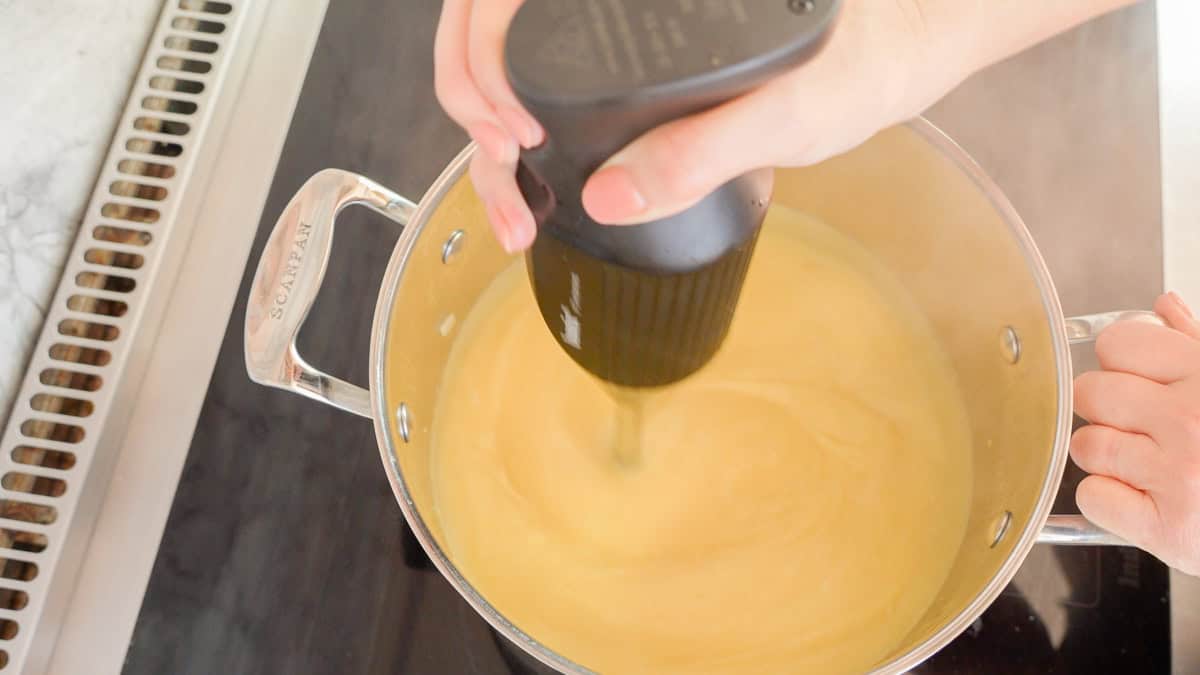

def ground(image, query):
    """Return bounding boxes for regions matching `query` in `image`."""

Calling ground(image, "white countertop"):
[1158,4,1200,669]
[0,0,161,427]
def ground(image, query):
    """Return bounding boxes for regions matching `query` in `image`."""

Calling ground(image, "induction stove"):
[93,1,1184,672]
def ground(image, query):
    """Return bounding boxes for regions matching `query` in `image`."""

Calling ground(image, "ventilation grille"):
[0,1,244,671]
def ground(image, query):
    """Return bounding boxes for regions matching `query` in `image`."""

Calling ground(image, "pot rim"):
[366,117,1075,674]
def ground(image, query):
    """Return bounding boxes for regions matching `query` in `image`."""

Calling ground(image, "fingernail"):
[469,122,518,165]
[500,201,536,251]
[485,201,516,253]
[1169,291,1193,318]
[498,106,544,148]
[582,165,647,224]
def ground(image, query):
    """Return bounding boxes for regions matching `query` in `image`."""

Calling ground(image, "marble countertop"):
[0,0,161,428]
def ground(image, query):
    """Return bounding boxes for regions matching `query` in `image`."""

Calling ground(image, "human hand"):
[434,0,543,253]
[434,0,974,251]
[1072,292,1200,576]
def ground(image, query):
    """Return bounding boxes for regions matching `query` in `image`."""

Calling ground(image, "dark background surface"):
[124,1,1169,673]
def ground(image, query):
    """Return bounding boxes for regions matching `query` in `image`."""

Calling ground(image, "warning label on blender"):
[537,12,598,72]
[531,0,760,85]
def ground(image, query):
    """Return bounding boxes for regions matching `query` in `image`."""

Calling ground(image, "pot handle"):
[1063,309,1164,345]
[244,169,417,418]
[1038,309,1164,546]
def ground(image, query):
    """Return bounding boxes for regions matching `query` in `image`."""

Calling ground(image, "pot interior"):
[379,122,1067,671]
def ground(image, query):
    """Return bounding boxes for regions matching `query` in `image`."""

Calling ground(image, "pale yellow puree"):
[430,206,972,674]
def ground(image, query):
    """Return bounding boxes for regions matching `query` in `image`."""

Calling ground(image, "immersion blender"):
[506,0,841,388]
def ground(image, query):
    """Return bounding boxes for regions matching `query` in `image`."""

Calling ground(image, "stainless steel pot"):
[244,118,1155,673]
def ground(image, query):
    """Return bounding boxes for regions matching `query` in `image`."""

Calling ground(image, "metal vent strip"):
[0,1,251,672]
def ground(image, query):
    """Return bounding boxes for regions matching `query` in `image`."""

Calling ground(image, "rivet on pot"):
[442,229,466,264]
[1001,326,1021,364]
[397,402,411,443]
[990,510,1013,548]
[788,0,816,13]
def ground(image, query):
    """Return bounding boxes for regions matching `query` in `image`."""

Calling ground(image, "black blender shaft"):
[506,0,840,387]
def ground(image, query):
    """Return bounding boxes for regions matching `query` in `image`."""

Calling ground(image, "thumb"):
[580,85,791,225]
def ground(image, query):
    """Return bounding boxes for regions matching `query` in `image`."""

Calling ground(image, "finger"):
[1069,424,1164,490]
[1155,292,1200,340]
[434,0,490,126]
[579,29,888,227]
[1075,474,1161,550]
[580,82,793,225]
[467,0,543,148]
[435,0,518,164]
[1074,370,1176,438]
[1094,319,1200,384]
[469,153,535,253]
[469,121,519,168]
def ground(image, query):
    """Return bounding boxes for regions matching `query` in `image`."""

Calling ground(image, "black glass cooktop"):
[123,1,1171,673]
[914,432,1170,674]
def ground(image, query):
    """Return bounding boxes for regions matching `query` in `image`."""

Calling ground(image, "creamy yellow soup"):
[430,206,972,674]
